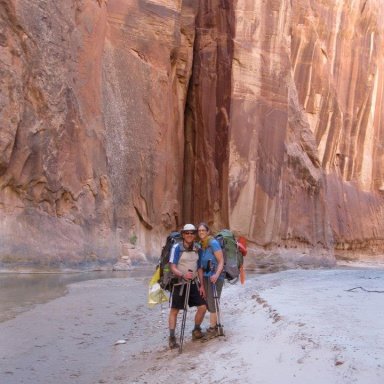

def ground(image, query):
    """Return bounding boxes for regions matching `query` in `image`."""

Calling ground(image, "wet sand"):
[1,274,161,384]
[1,267,384,384]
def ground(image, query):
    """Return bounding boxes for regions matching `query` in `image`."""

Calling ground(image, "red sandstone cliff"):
[0,0,383,270]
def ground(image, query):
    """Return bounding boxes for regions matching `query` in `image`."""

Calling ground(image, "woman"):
[197,222,225,338]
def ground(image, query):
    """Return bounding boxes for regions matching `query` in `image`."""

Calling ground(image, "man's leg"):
[168,308,180,349]
[169,308,179,331]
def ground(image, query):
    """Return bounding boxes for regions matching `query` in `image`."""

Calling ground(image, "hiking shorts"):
[171,281,206,310]
[203,277,224,313]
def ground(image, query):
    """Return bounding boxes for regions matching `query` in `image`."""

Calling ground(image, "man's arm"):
[170,262,184,279]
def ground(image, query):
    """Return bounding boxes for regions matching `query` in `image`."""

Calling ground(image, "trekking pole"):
[179,270,192,353]
[212,283,224,336]
[208,260,224,336]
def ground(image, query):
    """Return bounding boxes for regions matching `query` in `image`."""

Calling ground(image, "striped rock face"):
[0,0,383,269]
[227,1,384,265]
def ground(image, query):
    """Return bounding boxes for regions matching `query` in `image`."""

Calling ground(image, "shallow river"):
[0,267,154,323]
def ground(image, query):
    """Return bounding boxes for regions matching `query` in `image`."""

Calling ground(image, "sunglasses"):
[183,231,196,235]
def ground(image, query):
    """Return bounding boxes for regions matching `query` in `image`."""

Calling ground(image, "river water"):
[0,267,154,323]
[0,263,347,324]
[0,263,286,324]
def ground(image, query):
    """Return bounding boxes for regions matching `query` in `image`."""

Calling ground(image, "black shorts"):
[171,281,206,310]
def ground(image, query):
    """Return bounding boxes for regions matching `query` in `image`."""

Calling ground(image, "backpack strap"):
[179,241,200,253]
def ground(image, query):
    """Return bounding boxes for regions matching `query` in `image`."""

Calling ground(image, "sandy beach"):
[1,266,384,384]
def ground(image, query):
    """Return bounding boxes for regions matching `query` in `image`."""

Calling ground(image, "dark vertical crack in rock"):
[182,0,234,227]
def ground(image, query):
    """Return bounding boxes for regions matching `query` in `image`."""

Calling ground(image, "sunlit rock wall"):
[290,0,384,262]
[0,0,116,268]
[0,0,197,268]
[188,0,384,266]
[226,0,337,266]
[188,0,335,266]
[101,1,199,258]
[0,0,383,270]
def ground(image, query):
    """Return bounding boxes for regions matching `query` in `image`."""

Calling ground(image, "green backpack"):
[215,229,244,283]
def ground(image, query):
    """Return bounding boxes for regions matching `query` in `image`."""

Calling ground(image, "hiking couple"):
[168,222,224,349]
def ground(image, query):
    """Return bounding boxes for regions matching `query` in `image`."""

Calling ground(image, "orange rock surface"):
[0,0,383,269]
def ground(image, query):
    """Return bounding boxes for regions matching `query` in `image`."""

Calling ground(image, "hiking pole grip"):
[207,260,213,273]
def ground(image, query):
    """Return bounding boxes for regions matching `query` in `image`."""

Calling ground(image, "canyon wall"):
[229,0,384,266]
[0,0,383,270]
[0,0,115,268]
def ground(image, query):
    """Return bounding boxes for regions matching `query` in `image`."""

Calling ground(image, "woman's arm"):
[197,267,206,298]
[211,249,224,283]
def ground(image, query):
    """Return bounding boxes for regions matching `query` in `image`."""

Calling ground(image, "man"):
[168,224,206,349]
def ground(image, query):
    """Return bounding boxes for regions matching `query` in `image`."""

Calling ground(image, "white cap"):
[181,224,196,232]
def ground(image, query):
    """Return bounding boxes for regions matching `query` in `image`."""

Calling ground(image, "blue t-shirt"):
[199,238,223,278]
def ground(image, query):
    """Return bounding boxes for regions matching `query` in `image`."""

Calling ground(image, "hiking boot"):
[192,328,204,340]
[169,336,180,349]
[201,326,219,341]
[207,326,219,336]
